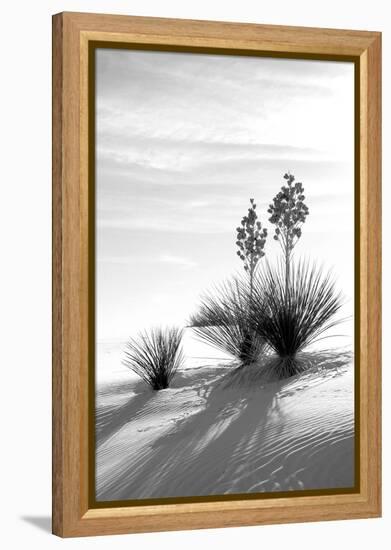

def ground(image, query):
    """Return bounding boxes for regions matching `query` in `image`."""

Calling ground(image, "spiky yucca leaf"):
[189,279,266,366]
[250,260,343,378]
[122,327,184,390]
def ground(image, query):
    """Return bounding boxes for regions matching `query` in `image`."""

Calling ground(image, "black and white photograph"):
[94,48,355,502]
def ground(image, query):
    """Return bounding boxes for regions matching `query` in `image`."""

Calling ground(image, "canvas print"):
[94,48,355,502]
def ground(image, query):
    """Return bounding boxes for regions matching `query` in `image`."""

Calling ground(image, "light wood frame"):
[52,11,381,538]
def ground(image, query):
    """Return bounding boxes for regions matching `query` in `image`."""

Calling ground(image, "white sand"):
[95,344,354,501]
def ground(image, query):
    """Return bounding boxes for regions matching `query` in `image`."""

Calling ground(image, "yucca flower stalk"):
[236,198,268,303]
[267,173,309,299]
[122,327,184,390]
[234,199,268,361]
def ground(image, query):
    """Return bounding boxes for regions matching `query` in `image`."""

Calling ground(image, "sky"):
[95,48,355,342]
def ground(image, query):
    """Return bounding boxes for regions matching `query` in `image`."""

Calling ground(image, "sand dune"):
[95,350,354,501]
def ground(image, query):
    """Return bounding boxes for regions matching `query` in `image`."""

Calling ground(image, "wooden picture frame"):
[52,11,381,538]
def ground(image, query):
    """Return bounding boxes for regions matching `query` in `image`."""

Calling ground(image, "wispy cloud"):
[97,217,233,234]
[96,137,327,175]
[98,253,197,269]
[158,254,197,268]
[96,49,353,157]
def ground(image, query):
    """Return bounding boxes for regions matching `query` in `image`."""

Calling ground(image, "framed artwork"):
[52,12,381,537]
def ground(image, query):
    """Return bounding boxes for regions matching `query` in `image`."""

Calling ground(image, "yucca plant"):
[250,260,343,378]
[190,199,268,367]
[122,327,184,390]
[189,278,266,366]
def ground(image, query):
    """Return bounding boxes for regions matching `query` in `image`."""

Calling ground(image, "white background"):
[0,0,388,547]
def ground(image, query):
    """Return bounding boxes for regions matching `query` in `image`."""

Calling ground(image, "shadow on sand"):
[96,364,228,445]
[96,349,353,501]
[96,379,155,445]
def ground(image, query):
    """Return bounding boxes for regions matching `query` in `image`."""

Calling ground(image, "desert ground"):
[95,331,354,501]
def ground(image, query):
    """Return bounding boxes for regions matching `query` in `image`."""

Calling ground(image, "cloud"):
[96,49,354,156]
[97,182,353,238]
[158,254,197,268]
[98,253,197,269]
[97,217,233,234]
[97,135,324,173]
[96,49,341,115]
[96,152,349,190]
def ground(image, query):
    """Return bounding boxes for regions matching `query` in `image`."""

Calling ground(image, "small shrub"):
[122,327,184,390]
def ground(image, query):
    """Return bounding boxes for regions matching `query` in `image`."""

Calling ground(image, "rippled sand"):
[95,350,354,501]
